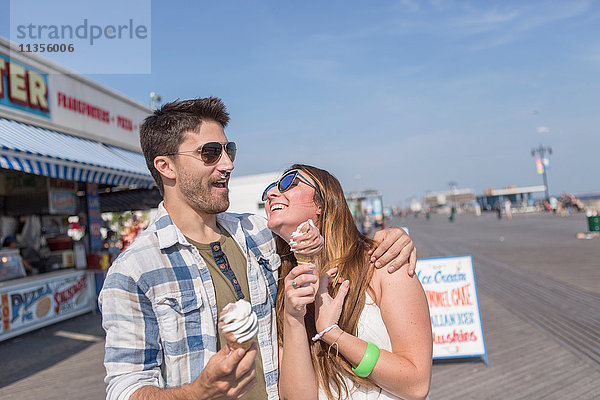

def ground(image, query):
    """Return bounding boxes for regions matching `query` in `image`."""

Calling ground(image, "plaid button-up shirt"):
[99,202,280,400]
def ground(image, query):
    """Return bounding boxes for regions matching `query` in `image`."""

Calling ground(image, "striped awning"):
[0,117,155,188]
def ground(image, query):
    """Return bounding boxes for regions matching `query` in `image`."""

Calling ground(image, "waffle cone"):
[227,337,255,351]
[295,253,313,264]
[223,329,254,351]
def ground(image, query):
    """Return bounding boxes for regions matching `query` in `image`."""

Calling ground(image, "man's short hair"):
[140,97,230,194]
[2,236,17,247]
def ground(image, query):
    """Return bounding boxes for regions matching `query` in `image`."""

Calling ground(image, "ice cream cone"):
[294,253,314,265]
[219,300,259,352]
[223,329,254,351]
[290,219,318,265]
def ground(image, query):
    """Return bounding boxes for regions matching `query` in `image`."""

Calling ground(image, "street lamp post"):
[531,144,552,201]
[149,92,162,110]
[448,181,457,222]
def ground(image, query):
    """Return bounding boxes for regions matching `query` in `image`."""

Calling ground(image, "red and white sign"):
[0,41,150,151]
[416,255,487,362]
[47,73,149,150]
[0,270,95,342]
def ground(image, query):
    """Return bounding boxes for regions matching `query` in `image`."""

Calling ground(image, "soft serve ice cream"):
[219,299,259,350]
[289,219,317,264]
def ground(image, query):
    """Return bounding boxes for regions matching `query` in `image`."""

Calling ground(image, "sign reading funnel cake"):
[219,299,259,351]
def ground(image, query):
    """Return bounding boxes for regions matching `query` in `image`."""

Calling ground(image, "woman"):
[265,164,432,400]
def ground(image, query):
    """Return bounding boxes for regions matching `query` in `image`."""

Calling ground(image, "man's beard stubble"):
[179,173,230,215]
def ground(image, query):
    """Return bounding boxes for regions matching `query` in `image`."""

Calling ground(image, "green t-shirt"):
[187,225,267,400]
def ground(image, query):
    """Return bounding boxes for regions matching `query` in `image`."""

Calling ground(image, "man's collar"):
[216,212,240,235]
[217,212,248,255]
[154,202,189,249]
[154,202,241,250]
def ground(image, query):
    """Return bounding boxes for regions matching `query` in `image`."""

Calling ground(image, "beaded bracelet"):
[352,342,380,378]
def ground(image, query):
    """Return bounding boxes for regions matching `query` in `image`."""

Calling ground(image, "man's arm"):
[290,221,417,276]
[101,270,258,400]
[101,270,165,399]
[369,227,417,275]
[130,345,258,400]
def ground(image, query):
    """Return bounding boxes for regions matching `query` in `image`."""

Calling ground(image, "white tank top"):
[318,293,401,400]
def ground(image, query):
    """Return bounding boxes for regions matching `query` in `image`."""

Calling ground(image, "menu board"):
[416,255,487,363]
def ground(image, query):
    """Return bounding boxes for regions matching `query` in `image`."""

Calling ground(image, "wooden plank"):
[416,228,600,365]
[408,215,600,399]
[429,292,600,399]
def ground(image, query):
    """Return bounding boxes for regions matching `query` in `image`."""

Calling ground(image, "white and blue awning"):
[0,117,155,188]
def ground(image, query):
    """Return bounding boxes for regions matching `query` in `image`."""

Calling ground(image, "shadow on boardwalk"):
[0,312,106,399]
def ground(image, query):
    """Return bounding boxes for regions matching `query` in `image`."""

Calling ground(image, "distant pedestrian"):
[549,196,558,214]
[504,199,512,221]
[495,202,502,219]
[105,230,121,263]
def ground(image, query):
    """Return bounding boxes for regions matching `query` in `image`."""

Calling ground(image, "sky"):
[2,0,600,206]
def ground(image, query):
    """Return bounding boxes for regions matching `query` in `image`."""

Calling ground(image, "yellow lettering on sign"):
[28,70,49,112]
[8,62,28,105]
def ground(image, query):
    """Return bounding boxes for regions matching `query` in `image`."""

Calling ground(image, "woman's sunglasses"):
[162,142,236,165]
[262,170,318,201]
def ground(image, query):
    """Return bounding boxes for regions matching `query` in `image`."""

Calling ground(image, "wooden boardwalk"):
[1,212,599,399]
[0,312,107,399]
[413,213,600,399]
[430,291,600,399]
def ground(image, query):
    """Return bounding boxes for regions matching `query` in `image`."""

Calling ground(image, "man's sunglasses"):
[262,170,318,201]
[162,142,236,165]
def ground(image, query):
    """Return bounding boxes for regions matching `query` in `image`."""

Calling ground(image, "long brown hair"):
[274,164,377,400]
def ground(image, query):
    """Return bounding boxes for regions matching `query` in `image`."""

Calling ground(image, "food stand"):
[0,269,97,341]
[346,190,385,235]
[0,37,155,341]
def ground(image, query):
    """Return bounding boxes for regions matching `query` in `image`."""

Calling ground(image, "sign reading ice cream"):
[416,255,487,363]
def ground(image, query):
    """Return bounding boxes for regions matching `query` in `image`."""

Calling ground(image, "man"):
[2,236,38,275]
[504,198,512,221]
[99,98,416,400]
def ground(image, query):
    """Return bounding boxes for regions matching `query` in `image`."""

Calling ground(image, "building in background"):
[477,186,546,211]
[227,173,387,236]
[346,190,384,235]
[0,37,156,341]
[423,188,476,212]
[0,37,156,263]
[227,172,281,217]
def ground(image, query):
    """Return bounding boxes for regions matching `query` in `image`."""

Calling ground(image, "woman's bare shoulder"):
[372,264,425,305]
